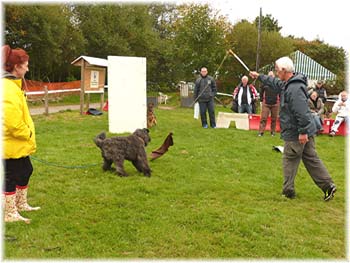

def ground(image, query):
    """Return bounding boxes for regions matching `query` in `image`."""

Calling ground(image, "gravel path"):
[29,103,102,115]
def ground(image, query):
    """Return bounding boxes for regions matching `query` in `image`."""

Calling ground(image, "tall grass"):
[4,105,346,259]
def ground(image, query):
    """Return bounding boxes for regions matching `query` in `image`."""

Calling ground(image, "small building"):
[71,55,107,114]
[178,81,195,107]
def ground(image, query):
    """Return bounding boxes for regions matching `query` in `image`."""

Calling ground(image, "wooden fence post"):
[80,60,85,115]
[100,92,104,109]
[86,93,90,110]
[44,85,49,115]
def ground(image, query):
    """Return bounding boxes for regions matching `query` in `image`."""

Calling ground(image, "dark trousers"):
[259,103,279,133]
[199,100,216,127]
[282,137,333,196]
[4,156,33,193]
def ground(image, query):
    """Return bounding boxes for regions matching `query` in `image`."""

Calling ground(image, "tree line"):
[4,3,347,94]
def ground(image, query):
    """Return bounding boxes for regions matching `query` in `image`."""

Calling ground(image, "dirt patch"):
[158,106,176,110]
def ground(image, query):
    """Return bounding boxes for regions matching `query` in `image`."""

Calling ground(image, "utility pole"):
[255,7,262,71]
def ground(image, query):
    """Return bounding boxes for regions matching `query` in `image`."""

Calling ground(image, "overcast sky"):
[175,0,349,50]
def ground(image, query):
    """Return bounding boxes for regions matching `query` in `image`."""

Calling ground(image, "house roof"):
[71,56,108,67]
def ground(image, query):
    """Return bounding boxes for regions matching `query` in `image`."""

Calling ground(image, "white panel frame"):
[107,56,147,133]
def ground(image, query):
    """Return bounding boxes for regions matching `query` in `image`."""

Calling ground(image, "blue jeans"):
[239,104,252,114]
[313,115,323,131]
[199,100,216,127]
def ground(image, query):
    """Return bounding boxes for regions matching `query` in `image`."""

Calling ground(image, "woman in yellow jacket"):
[2,45,40,224]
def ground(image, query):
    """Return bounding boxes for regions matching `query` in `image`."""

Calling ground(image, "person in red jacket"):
[233,75,258,114]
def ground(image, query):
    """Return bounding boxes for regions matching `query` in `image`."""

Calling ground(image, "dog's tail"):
[94,132,106,148]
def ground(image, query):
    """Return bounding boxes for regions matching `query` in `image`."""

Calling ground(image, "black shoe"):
[258,133,263,137]
[324,184,337,201]
[271,132,275,136]
[282,190,296,199]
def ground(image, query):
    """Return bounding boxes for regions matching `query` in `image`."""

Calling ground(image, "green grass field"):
[4,105,347,260]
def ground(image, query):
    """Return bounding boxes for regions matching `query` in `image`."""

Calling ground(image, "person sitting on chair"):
[308,91,324,134]
[329,90,349,136]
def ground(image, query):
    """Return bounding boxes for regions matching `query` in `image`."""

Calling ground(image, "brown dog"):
[147,103,157,128]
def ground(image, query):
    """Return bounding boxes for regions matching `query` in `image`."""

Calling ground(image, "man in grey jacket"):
[250,57,336,201]
[194,67,217,128]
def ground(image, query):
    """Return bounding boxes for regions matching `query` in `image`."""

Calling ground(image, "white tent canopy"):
[291,50,336,81]
[259,50,337,86]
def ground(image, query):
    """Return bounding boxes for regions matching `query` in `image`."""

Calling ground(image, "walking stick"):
[214,51,230,79]
[228,49,251,72]
[190,82,210,107]
[214,96,226,108]
[191,51,230,107]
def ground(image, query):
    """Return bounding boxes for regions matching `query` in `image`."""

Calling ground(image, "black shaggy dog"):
[94,128,151,177]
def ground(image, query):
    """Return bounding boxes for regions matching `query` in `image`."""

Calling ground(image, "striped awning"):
[291,50,336,81]
[259,50,337,81]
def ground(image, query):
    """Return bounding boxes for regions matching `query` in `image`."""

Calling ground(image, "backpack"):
[86,108,103,116]
[231,98,238,113]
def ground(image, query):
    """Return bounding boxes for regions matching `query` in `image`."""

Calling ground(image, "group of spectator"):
[231,73,279,136]
[306,81,349,137]
[185,59,346,203]
[194,65,348,137]
[230,74,348,137]
[193,57,339,202]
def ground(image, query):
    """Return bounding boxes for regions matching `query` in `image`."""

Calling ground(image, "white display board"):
[107,56,147,133]
[90,70,99,88]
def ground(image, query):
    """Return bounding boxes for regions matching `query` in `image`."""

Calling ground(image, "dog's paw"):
[103,166,114,171]
[117,172,129,177]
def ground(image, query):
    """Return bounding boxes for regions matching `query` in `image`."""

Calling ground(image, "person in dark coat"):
[314,80,327,103]
[194,67,217,128]
[258,71,280,136]
[249,56,336,201]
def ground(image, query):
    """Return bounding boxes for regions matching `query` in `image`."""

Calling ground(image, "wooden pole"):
[44,85,49,115]
[100,92,104,110]
[80,60,85,115]
[255,7,262,71]
[86,93,90,109]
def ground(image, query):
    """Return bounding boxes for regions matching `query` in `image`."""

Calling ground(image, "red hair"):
[2,45,29,72]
